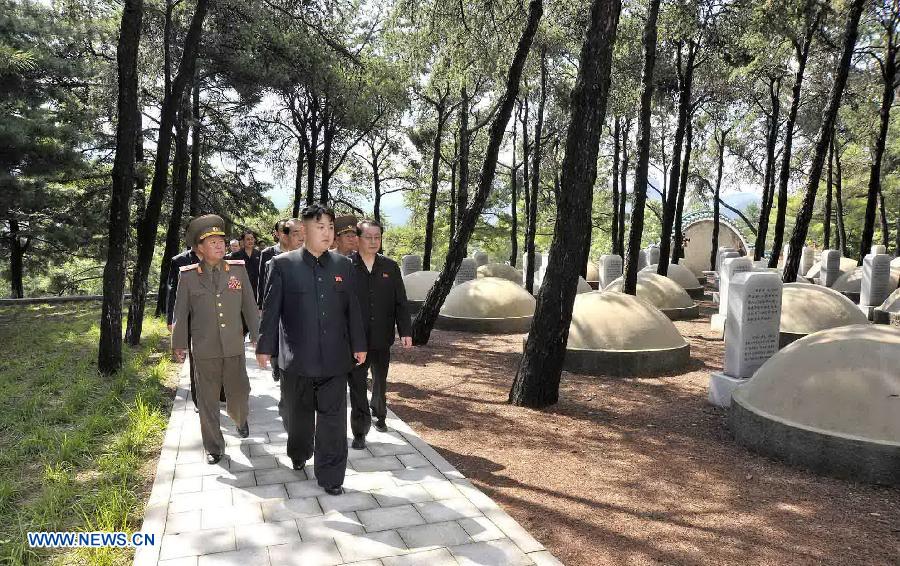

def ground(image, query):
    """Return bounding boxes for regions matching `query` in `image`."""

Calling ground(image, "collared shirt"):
[348,252,412,350]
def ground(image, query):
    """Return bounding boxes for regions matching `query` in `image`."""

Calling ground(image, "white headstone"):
[724,271,783,379]
[454,258,477,286]
[599,254,623,289]
[472,251,489,267]
[861,253,891,307]
[716,248,738,272]
[719,257,753,317]
[820,250,841,287]
[800,246,815,277]
[637,249,648,270]
[872,245,887,255]
[401,255,422,277]
[646,245,660,266]
[537,252,550,286]
[781,245,791,268]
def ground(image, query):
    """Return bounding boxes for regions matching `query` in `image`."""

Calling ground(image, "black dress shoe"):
[237,422,250,438]
[351,436,366,450]
[374,419,388,432]
[323,486,343,496]
[206,453,222,465]
[291,459,305,470]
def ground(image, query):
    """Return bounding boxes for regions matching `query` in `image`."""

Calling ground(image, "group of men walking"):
[168,205,412,496]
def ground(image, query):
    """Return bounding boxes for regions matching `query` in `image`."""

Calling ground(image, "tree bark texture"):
[710,128,727,271]
[754,76,781,261]
[671,117,692,264]
[509,0,621,408]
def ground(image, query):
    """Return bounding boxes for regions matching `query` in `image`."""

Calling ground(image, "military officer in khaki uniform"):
[172,215,260,464]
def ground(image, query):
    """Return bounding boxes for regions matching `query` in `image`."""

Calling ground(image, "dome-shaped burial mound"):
[780,283,868,345]
[730,325,900,486]
[874,287,900,324]
[642,263,703,298]
[805,256,857,279]
[437,278,535,333]
[604,272,699,320]
[534,276,592,296]
[477,263,523,285]
[564,291,690,376]
[831,266,900,297]
[403,271,439,301]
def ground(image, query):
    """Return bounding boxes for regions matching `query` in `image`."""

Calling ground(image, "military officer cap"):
[186,214,227,247]
[335,215,359,236]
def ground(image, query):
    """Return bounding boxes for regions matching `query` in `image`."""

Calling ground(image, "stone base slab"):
[686,287,705,300]
[563,343,691,378]
[859,304,876,321]
[661,303,701,320]
[729,395,900,487]
[708,372,747,408]
[436,314,533,334]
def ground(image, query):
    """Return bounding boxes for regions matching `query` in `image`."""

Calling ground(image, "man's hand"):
[354,351,367,365]
[400,336,413,348]
[256,353,270,369]
[173,349,186,363]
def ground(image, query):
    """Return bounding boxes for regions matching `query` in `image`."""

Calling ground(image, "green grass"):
[0,304,175,565]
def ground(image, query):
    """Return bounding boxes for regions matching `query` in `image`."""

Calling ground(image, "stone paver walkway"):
[135,345,560,566]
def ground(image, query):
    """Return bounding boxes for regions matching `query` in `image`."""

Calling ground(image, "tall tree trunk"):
[824,136,833,249]
[125,0,209,346]
[671,117,693,264]
[878,186,890,248]
[412,0,543,345]
[658,41,695,275]
[611,117,621,255]
[834,136,849,256]
[306,98,319,205]
[189,80,201,217]
[526,47,547,294]
[769,9,821,268]
[710,128,728,271]
[510,0,621,408]
[618,118,629,255]
[320,109,334,205]
[422,99,448,271]
[293,136,306,217]
[510,114,519,266]
[371,143,382,224]
[859,38,897,258]
[458,87,470,218]
[156,99,190,316]
[783,0,865,282]
[754,76,781,260]
[99,0,143,375]
[623,0,661,295]
[8,217,26,298]
[521,98,531,285]
[449,147,457,242]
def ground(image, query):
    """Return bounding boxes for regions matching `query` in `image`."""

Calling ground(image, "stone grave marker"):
[599,254,623,289]
[472,251,489,267]
[861,253,891,307]
[637,249,648,270]
[454,258,477,286]
[800,246,815,277]
[401,255,422,277]
[647,245,660,266]
[872,245,887,255]
[709,271,782,407]
[820,250,841,287]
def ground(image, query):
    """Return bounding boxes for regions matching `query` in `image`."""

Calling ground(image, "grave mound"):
[730,324,900,486]
[564,291,690,376]
[437,278,535,333]
[873,287,900,324]
[780,283,868,345]
[403,271,439,314]
[642,263,704,299]
[831,266,900,302]
[604,272,699,320]
[476,263,523,285]
[805,256,857,279]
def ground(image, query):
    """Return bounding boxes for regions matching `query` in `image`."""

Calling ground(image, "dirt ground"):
[387,300,900,566]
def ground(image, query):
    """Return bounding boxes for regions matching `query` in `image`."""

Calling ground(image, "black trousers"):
[279,373,347,489]
[349,348,391,437]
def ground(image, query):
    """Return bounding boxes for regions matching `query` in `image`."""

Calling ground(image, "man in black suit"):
[256,204,367,496]
[167,245,201,408]
[258,219,303,310]
[347,219,412,448]
[227,229,261,300]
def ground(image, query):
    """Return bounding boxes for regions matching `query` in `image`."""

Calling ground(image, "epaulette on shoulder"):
[225,259,245,265]
[180,263,200,272]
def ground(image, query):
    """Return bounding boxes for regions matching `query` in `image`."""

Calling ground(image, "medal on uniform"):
[228,276,242,290]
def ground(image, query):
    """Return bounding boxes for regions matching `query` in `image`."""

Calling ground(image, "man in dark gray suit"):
[256,204,367,495]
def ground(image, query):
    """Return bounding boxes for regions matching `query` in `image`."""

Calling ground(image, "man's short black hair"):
[239,229,257,241]
[273,219,287,234]
[301,204,336,223]
[356,218,383,236]
[281,218,299,235]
